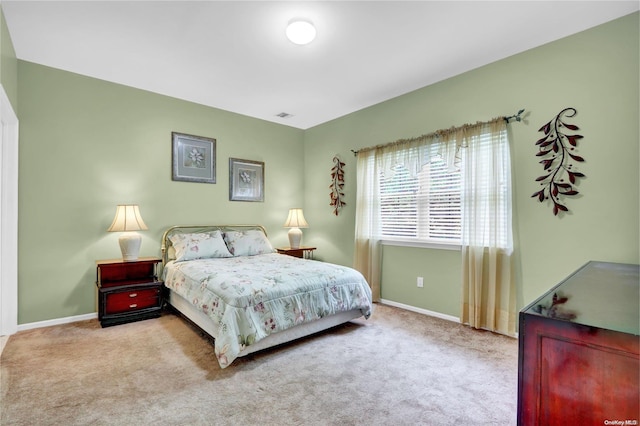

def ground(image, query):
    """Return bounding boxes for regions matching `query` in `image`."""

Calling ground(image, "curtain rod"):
[350,108,525,156]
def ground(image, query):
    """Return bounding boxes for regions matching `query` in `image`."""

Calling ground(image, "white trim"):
[0,335,8,356]
[17,312,98,332]
[379,298,460,323]
[0,84,18,336]
[380,299,518,338]
[381,239,461,251]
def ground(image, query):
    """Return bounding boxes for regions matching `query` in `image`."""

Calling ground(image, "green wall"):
[303,13,639,317]
[17,62,304,324]
[0,7,17,110]
[15,12,639,325]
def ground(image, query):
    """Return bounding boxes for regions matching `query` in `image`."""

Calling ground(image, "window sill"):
[381,239,461,251]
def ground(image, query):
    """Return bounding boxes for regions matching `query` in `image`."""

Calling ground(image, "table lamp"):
[283,208,309,249]
[107,204,148,261]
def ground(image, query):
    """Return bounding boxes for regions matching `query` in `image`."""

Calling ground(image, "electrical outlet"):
[417,277,424,288]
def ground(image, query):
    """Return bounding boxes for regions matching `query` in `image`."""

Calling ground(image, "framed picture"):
[229,158,264,202]
[171,132,216,183]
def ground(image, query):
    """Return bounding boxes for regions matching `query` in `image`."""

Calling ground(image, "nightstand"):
[96,257,163,327]
[276,246,316,259]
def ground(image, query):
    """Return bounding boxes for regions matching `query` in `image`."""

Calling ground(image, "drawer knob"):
[129,293,137,298]
[129,304,138,308]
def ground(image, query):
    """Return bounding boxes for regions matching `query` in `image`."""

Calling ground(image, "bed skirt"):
[167,290,367,358]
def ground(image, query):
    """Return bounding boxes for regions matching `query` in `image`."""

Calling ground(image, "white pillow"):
[223,230,275,256]
[169,231,232,262]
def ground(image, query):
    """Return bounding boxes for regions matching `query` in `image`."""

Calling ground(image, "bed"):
[160,225,373,368]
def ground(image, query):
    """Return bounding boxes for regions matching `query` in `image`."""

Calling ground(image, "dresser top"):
[523,261,639,335]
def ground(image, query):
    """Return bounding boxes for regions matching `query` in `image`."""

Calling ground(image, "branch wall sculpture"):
[329,155,346,216]
[531,107,586,215]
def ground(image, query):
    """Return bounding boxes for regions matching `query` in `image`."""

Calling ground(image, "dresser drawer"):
[104,287,160,315]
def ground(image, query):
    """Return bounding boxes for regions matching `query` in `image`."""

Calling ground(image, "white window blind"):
[379,156,461,244]
[359,122,510,250]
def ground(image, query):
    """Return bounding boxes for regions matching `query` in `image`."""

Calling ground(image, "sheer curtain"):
[354,118,515,336]
[354,133,449,303]
[354,149,382,301]
[443,119,516,336]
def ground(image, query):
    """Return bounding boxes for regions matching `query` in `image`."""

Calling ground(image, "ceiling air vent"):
[276,112,294,118]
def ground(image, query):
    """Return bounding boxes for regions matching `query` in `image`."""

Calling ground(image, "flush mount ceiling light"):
[286,19,316,45]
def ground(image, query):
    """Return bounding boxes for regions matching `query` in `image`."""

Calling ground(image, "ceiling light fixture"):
[286,19,316,45]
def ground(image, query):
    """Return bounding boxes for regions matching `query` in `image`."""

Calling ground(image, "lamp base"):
[118,232,142,261]
[288,227,303,249]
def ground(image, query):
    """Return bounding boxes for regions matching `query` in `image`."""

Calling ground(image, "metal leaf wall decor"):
[329,155,346,216]
[531,107,585,215]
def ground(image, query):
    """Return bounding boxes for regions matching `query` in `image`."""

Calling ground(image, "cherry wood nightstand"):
[276,246,316,259]
[96,257,163,327]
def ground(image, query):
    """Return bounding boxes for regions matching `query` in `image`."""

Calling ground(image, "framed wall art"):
[229,158,264,202]
[171,132,216,184]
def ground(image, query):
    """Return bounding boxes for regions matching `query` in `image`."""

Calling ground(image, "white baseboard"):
[17,312,98,332]
[380,299,519,339]
[379,299,460,323]
[0,335,8,356]
[9,304,455,334]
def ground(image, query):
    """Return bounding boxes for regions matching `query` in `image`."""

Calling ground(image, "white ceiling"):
[3,1,638,129]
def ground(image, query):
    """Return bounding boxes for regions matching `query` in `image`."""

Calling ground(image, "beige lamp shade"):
[107,204,148,232]
[283,208,308,249]
[108,205,148,261]
[283,208,309,229]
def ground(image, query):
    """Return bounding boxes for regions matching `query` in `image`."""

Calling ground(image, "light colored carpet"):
[1,304,518,425]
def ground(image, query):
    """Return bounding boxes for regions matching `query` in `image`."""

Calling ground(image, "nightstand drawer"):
[104,287,160,315]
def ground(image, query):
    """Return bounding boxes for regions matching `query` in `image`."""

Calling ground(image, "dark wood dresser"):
[517,261,639,425]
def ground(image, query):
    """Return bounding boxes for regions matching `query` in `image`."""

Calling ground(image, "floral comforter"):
[163,253,372,368]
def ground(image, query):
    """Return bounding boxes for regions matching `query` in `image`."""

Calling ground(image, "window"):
[355,117,513,307]
[380,156,461,246]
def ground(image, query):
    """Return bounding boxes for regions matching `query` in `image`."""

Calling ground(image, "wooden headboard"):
[160,224,268,266]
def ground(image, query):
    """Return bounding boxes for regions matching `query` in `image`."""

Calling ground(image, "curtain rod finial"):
[505,109,525,123]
